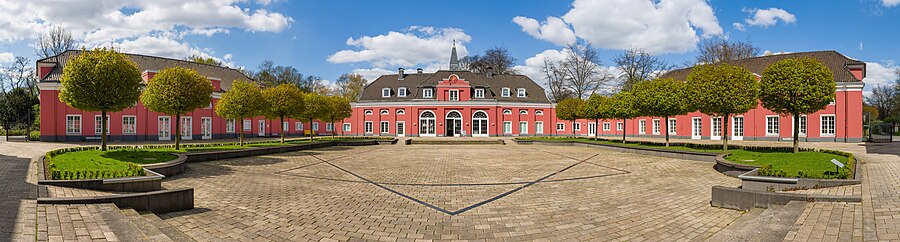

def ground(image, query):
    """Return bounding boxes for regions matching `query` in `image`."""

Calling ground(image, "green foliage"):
[263,84,305,119]
[0,88,39,130]
[582,94,610,121]
[59,48,143,113]
[186,55,223,67]
[29,131,40,141]
[556,98,585,122]
[760,57,836,115]
[322,95,352,136]
[604,91,639,120]
[298,93,328,135]
[632,78,690,118]
[686,64,759,117]
[216,80,266,120]
[141,67,214,115]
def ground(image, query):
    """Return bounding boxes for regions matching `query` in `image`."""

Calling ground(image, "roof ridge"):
[43,49,249,76]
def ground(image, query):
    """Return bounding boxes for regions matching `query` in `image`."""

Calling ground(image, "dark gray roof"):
[358,70,551,103]
[662,50,866,83]
[37,50,253,91]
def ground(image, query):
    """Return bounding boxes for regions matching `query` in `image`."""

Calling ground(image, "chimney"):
[398,68,404,80]
[486,67,494,78]
[416,68,423,74]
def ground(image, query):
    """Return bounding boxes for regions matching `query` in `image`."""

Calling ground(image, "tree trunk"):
[622,119,627,144]
[331,119,336,139]
[722,114,729,151]
[309,118,314,140]
[280,116,285,143]
[572,120,576,138]
[101,111,107,151]
[595,119,599,139]
[793,114,800,153]
[175,114,181,150]
[239,117,245,146]
[664,115,669,147]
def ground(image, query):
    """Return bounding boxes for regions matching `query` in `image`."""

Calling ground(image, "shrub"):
[28,131,40,141]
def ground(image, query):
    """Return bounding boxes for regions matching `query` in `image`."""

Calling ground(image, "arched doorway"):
[419,111,436,137]
[446,111,462,137]
[472,111,489,137]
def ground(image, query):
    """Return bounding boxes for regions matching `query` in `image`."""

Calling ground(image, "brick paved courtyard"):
[159,144,746,241]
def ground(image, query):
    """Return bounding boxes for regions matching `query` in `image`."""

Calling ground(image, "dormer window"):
[474,89,484,98]
[423,89,433,98]
[449,90,459,101]
[501,88,510,97]
[382,88,391,97]
[398,87,407,97]
[517,88,526,97]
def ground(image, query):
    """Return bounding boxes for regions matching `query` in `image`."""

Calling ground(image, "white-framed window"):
[711,117,722,138]
[396,109,405,115]
[449,90,459,101]
[380,121,389,133]
[556,123,565,131]
[668,119,677,135]
[574,122,581,131]
[423,89,433,98]
[616,122,623,131]
[95,115,110,134]
[795,115,808,136]
[503,109,512,115]
[603,122,610,131]
[382,88,391,97]
[503,121,512,134]
[652,119,660,135]
[243,120,251,131]
[226,119,235,133]
[380,109,389,115]
[398,87,407,97]
[295,122,303,131]
[517,88,526,97]
[283,122,289,133]
[364,121,373,134]
[821,115,836,136]
[501,88,510,97]
[692,117,702,139]
[66,115,82,134]
[364,110,373,115]
[519,110,528,115]
[312,122,319,131]
[326,123,334,131]
[535,110,544,115]
[474,89,484,98]
[638,120,646,134]
[122,116,136,134]
[343,123,351,132]
[519,121,528,134]
[535,121,544,134]
[766,116,780,136]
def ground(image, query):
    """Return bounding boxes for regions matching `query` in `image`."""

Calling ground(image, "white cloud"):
[328,26,471,68]
[858,42,864,51]
[884,0,900,7]
[744,8,796,28]
[0,52,14,65]
[512,16,577,46]
[733,23,746,32]
[864,61,898,96]
[352,68,394,82]
[100,36,235,67]
[515,0,723,54]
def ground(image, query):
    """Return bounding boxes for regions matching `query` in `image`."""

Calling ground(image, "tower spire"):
[449,40,460,71]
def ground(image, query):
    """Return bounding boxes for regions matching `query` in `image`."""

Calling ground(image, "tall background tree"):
[541,43,613,100]
[555,98,585,138]
[36,25,77,59]
[215,80,266,146]
[603,91,639,143]
[542,57,574,102]
[866,84,897,121]
[252,60,327,93]
[760,58,836,153]
[614,47,673,92]
[687,64,759,151]
[262,84,305,143]
[631,78,690,146]
[59,48,143,151]
[695,38,759,64]
[460,46,518,74]
[186,55,224,67]
[0,88,38,140]
[2,56,37,96]
[335,73,367,102]
[141,67,214,150]
[322,95,353,138]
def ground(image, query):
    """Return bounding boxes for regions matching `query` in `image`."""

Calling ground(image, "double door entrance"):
[445,111,462,137]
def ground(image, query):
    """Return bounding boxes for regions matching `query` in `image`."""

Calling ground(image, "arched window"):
[535,110,544,115]
[419,111,436,136]
[446,111,462,118]
[420,111,435,118]
[519,110,528,115]
[473,111,488,119]
[364,110,373,115]
[396,109,405,115]
[503,109,512,115]
[380,110,389,115]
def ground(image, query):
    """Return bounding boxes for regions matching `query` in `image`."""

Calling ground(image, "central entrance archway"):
[472,111,489,137]
[419,111,436,137]
[445,111,462,137]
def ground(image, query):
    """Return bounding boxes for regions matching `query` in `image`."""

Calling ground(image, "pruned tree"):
[687,64,759,151]
[186,55,224,67]
[614,47,673,91]
[335,73,367,102]
[761,57,836,153]
[262,84,305,143]
[695,38,760,64]
[461,47,518,74]
[36,25,77,59]
[583,94,611,137]
[141,67,215,150]
[298,92,326,140]
[542,57,574,102]
[866,84,897,121]
[322,95,352,138]
[555,97,585,138]
[603,91,639,143]
[59,48,143,151]
[215,80,266,146]
[631,78,690,146]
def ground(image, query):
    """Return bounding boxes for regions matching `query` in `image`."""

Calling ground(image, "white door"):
[710,117,722,140]
[201,117,212,140]
[258,120,265,136]
[397,122,405,137]
[588,122,597,137]
[158,117,171,141]
[181,117,192,140]
[732,116,744,141]
[691,118,702,140]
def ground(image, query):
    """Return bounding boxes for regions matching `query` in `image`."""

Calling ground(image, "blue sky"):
[1,0,898,93]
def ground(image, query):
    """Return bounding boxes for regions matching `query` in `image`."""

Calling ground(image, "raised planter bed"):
[38,155,164,192]
[37,188,194,214]
[521,139,719,162]
[711,185,860,210]
[715,153,860,191]
[406,139,505,145]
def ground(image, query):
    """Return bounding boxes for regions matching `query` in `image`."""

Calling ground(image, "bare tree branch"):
[695,38,759,65]
[36,25,78,59]
[614,47,673,91]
